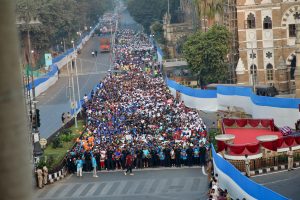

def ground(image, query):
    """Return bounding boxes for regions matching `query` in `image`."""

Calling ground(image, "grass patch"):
[39,120,85,171]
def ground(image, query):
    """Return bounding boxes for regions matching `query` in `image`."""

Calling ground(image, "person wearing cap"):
[244,154,250,177]
[42,166,48,185]
[287,147,294,171]
[36,167,43,188]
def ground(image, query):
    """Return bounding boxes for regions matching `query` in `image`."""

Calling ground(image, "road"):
[252,168,300,200]
[37,7,142,139]
[37,36,111,138]
[34,167,208,200]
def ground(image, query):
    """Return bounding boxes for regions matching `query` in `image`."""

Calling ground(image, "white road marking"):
[260,178,291,186]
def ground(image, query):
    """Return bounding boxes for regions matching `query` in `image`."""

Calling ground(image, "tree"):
[150,21,165,44]
[126,0,180,33]
[16,0,113,59]
[194,0,224,31]
[183,25,230,86]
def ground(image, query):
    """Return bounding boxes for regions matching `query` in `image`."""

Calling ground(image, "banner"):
[44,53,52,70]
[212,145,289,200]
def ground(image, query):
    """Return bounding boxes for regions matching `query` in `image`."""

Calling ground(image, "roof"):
[163,59,188,68]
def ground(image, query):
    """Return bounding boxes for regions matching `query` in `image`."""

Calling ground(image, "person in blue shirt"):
[193,146,200,165]
[159,150,165,167]
[143,147,150,168]
[181,148,187,166]
[76,157,83,177]
[92,156,98,177]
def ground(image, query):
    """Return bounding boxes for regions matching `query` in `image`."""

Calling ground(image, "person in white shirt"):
[287,147,294,171]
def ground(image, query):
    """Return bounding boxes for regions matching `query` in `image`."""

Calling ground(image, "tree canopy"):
[126,0,180,33]
[183,25,230,86]
[16,0,113,55]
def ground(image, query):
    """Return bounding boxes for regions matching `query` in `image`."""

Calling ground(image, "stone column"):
[294,12,300,97]
[0,1,33,200]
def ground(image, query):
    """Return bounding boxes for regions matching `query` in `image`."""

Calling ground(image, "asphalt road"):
[37,7,141,139]
[34,167,208,200]
[252,168,300,200]
[37,36,111,138]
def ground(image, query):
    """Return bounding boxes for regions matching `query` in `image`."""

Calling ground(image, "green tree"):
[183,25,230,86]
[126,0,180,33]
[16,0,113,57]
[194,0,224,31]
[150,21,165,44]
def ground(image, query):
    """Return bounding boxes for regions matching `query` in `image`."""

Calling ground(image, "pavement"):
[252,167,300,200]
[34,167,208,200]
[37,35,111,139]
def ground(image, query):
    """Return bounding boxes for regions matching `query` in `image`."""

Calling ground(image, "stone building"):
[163,0,196,58]
[235,0,299,94]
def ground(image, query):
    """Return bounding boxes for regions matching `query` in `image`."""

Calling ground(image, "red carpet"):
[225,128,282,145]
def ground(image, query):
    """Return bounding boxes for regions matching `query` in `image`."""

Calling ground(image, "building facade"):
[163,0,196,58]
[235,0,299,94]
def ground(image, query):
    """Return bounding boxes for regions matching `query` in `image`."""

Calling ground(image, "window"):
[289,24,296,37]
[266,63,273,81]
[291,55,296,80]
[247,13,256,29]
[263,16,272,29]
[250,64,257,75]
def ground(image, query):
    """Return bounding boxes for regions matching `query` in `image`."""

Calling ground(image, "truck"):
[100,38,110,53]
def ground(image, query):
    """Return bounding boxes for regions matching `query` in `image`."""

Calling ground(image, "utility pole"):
[69,51,78,128]
[72,40,81,119]
[0,1,32,199]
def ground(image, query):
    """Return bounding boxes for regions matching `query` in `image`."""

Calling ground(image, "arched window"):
[266,63,273,81]
[247,13,256,29]
[263,16,272,29]
[289,24,296,37]
[250,64,257,75]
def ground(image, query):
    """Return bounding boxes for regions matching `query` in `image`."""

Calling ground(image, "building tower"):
[294,12,300,97]
[235,0,300,94]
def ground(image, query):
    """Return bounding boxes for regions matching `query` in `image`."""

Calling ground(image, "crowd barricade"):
[166,78,300,127]
[212,145,289,200]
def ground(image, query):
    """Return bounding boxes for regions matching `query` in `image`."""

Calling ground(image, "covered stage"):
[217,118,300,157]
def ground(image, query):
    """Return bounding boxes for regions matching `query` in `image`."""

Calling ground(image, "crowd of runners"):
[66,29,210,176]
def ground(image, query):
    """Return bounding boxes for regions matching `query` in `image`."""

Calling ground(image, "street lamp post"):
[70,40,81,128]
[72,40,81,121]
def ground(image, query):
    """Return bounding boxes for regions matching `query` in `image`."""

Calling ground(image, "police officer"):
[287,147,294,171]
[36,168,43,188]
[42,166,48,185]
[245,154,250,177]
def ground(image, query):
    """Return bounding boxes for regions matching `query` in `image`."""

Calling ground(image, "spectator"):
[124,152,134,176]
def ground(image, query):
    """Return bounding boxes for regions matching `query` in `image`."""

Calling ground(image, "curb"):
[48,167,68,184]
[250,161,300,176]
